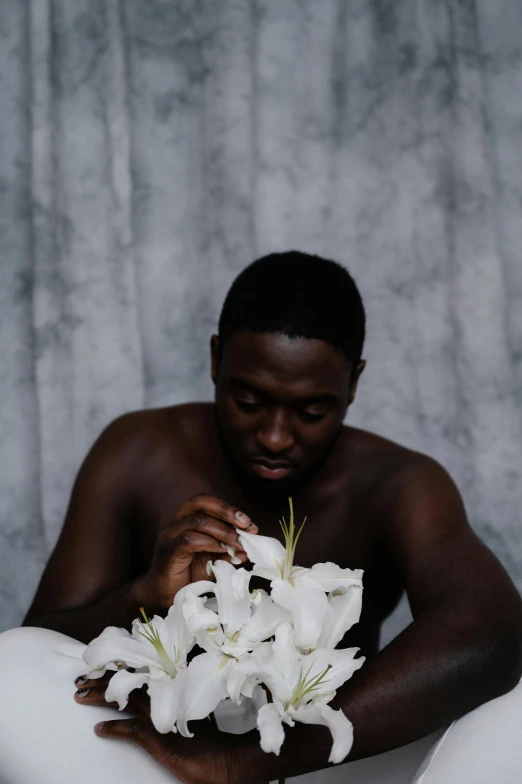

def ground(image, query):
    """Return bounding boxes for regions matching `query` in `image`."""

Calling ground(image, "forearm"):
[22,577,157,644]
[240,601,522,783]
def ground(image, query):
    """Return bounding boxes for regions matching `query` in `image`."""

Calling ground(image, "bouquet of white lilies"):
[83,500,365,765]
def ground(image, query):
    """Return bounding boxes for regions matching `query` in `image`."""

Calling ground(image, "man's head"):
[211,251,366,494]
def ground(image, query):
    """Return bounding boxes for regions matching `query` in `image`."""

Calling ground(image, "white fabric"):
[0,627,521,784]
[411,676,522,784]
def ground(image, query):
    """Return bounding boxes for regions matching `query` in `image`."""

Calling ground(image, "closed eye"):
[299,407,329,421]
[235,398,262,412]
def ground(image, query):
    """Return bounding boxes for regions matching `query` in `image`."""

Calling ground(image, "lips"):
[250,459,294,481]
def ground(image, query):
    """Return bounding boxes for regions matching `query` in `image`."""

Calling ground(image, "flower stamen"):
[289,664,331,708]
[279,497,307,580]
[138,608,177,677]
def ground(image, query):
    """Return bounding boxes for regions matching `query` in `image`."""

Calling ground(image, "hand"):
[74,674,254,784]
[139,493,258,609]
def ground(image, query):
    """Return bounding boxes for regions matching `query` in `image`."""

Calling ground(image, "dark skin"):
[25,332,522,783]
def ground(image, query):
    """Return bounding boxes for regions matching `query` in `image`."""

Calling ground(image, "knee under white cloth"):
[0,627,521,784]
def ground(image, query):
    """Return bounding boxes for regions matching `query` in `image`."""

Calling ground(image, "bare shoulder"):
[101,402,211,445]
[348,430,522,634]
[345,425,449,476]
[90,402,213,475]
[344,426,462,522]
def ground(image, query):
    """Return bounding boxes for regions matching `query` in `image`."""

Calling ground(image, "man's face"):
[211,331,360,494]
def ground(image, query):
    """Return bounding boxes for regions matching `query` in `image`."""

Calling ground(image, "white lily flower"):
[182,559,290,656]
[237,499,364,650]
[227,622,365,764]
[176,560,290,737]
[82,587,195,734]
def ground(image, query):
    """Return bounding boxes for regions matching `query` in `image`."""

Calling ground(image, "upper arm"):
[380,456,522,626]
[24,415,140,620]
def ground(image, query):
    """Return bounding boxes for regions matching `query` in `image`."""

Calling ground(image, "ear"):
[348,359,366,405]
[210,335,221,385]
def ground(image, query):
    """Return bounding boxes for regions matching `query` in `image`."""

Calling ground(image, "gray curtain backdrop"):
[1,0,522,633]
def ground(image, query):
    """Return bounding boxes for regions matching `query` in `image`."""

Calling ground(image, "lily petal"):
[317,585,363,649]
[105,669,149,711]
[271,577,327,650]
[177,651,233,737]
[251,683,268,711]
[225,544,243,565]
[219,627,258,658]
[301,647,365,693]
[242,590,292,642]
[308,562,363,591]
[159,586,195,662]
[231,565,253,603]
[195,626,226,653]
[235,673,263,700]
[182,579,216,598]
[212,560,252,636]
[291,703,354,764]
[272,622,300,685]
[257,702,286,756]
[226,661,258,703]
[147,671,186,734]
[226,643,287,705]
[83,626,164,672]
[182,590,220,637]
[237,530,285,580]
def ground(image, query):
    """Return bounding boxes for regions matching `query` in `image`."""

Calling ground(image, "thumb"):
[94,717,169,760]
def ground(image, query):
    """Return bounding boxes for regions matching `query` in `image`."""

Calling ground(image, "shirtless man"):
[21,252,522,783]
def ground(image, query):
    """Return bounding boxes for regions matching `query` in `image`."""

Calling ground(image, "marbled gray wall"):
[1,0,521,632]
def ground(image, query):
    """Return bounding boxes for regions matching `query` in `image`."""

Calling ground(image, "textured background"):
[1,0,522,633]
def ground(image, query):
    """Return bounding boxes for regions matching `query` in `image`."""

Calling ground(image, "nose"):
[256,408,295,455]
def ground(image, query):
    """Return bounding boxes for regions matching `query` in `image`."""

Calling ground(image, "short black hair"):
[218,251,365,365]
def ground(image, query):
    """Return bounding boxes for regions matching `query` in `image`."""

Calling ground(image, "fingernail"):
[246,523,258,532]
[94,722,105,733]
[76,688,90,697]
[235,511,251,526]
[75,675,87,686]
[220,542,228,550]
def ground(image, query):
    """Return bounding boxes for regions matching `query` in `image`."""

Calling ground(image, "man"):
[2,251,522,784]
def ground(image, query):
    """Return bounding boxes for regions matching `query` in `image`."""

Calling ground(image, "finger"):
[94,717,172,761]
[193,550,249,571]
[219,551,249,564]
[126,688,151,718]
[75,683,151,718]
[191,550,248,582]
[75,671,115,689]
[75,682,115,707]
[175,493,257,531]
[174,530,246,558]
[74,666,140,689]
[167,514,248,551]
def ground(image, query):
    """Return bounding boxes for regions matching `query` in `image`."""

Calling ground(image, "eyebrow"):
[228,377,340,405]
